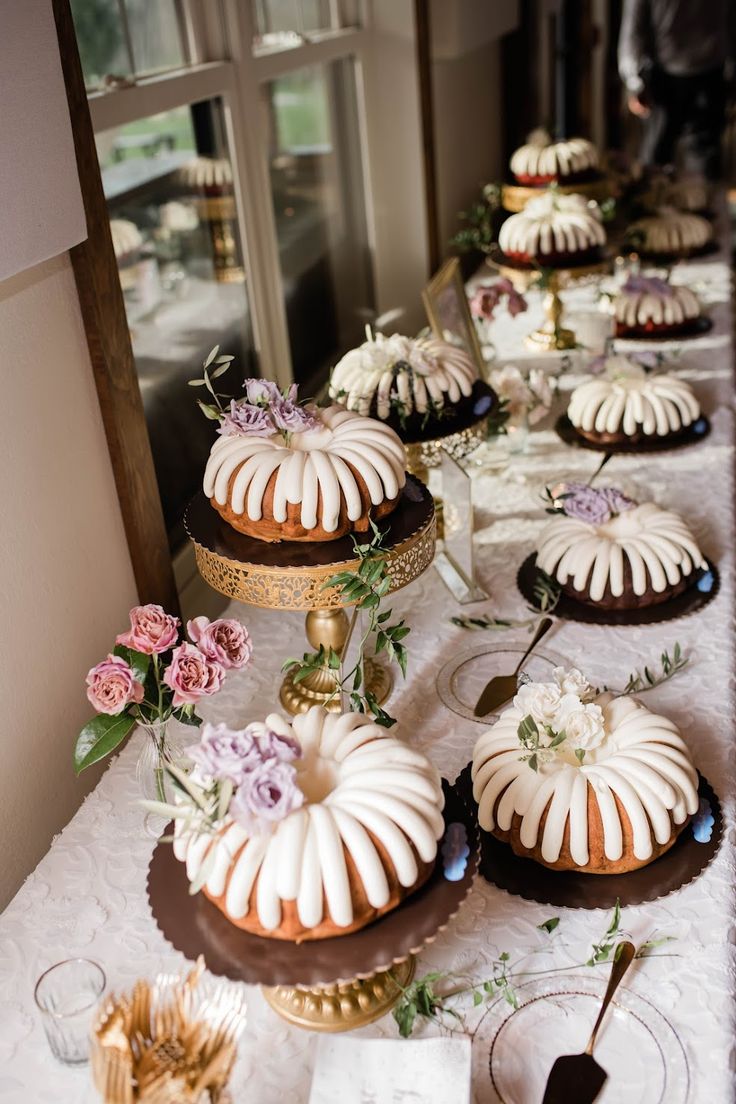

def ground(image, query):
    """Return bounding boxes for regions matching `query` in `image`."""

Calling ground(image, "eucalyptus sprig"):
[616,642,688,696]
[391,900,676,1038]
[187,345,235,421]
[450,572,560,634]
[282,522,410,726]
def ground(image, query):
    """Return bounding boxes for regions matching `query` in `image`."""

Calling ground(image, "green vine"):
[282,522,409,726]
[451,571,561,633]
[392,900,676,1037]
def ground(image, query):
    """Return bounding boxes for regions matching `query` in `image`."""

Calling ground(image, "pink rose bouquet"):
[74,605,253,775]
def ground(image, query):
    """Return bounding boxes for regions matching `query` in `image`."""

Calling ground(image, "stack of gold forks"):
[90,957,246,1103]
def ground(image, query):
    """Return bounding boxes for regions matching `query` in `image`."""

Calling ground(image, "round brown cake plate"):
[183,475,435,610]
[555,413,711,454]
[455,763,721,910]
[517,553,719,627]
[632,239,720,266]
[487,247,612,285]
[614,315,713,342]
[501,175,615,213]
[397,380,497,448]
[146,779,478,989]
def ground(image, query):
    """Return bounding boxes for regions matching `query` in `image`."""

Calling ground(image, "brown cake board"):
[147,779,478,990]
[555,413,711,454]
[456,763,721,910]
[517,553,719,627]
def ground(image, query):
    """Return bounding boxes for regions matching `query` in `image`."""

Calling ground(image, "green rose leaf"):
[172,707,202,727]
[74,713,136,774]
[112,644,149,685]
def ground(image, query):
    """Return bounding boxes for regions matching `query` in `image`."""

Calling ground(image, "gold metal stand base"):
[525,324,577,351]
[278,607,393,715]
[262,956,415,1032]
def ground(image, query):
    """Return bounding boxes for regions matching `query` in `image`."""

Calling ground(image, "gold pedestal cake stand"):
[488,249,611,351]
[501,175,616,213]
[184,478,436,715]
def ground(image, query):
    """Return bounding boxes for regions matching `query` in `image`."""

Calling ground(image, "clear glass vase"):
[135,720,185,805]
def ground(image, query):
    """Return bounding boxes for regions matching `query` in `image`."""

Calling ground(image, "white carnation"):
[553,667,592,699]
[562,702,606,751]
[514,681,562,725]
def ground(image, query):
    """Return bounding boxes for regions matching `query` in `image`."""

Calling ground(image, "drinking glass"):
[34,958,106,1065]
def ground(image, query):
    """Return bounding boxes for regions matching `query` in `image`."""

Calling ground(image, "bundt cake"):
[627,207,712,258]
[612,275,702,338]
[471,672,699,874]
[203,401,407,542]
[510,132,599,186]
[567,356,701,445]
[174,707,446,940]
[535,487,707,610]
[498,191,606,265]
[329,331,479,438]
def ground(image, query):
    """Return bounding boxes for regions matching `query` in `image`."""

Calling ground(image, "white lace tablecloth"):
[1,248,734,1104]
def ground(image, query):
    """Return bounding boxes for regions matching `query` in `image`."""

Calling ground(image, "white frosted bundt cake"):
[639,173,709,214]
[174,707,446,940]
[204,391,407,542]
[612,275,702,338]
[498,192,606,265]
[471,671,699,874]
[535,485,707,610]
[510,131,599,185]
[329,331,479,437]
[627,207,712,258]
[567,355,700,445]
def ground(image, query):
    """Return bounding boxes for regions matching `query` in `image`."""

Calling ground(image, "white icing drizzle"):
[568,373,700,437]
[176,706,445,932]
[510,136,598,181]
[614,285,700,328]
[203,404,406,533]
[472,695,699,865]
[498,192,606,260]
[628,207,712,254]
[329,333,477,420]
[536,502,706,600]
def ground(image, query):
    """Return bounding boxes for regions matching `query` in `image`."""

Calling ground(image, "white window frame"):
[85,0,429,386]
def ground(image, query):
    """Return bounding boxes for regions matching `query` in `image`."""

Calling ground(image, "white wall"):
[0,253,138,908]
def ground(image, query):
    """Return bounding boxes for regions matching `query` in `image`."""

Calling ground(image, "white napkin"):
[309,1035,472,1104]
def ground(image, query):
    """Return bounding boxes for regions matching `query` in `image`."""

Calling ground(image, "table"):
[1,244,734,1104]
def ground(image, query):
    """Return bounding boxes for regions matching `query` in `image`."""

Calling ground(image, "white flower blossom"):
[562,701,606,751]
[514,681,562,725]
[553,667,592,699]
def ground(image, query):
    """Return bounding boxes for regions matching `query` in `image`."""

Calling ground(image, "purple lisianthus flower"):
[186,722,264,784]
[271,398,319,434]
[243,378,281,406]
[259,729,302,763]
[601,487,635,515]
[623,274,673,298]
[218,400,275,438]
[229,760,304,834]
[562,484,612,525]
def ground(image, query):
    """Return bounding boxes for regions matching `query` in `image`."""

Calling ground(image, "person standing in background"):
[618,0,734,178]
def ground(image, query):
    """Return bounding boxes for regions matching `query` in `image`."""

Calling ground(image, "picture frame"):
[422,256,485,375]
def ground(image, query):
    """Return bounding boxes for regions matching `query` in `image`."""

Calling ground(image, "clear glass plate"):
[437,643,572,723]
[472,975,690,1104]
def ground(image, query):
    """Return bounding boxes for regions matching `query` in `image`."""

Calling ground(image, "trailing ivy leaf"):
[74,713,136,773]
[538,917,560,934]
[112,644,150,685]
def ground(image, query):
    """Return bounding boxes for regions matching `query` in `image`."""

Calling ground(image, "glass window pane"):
[98,100,258,550]
[71,0,188,89]
[265,59,375,389]
[251,0,358,48]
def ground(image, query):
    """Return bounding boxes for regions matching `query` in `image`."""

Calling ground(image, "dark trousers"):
[641,66,726,179]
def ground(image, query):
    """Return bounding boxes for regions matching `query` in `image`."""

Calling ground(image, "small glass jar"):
[34,958,106,1066]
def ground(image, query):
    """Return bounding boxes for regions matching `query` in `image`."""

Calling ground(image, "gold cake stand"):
[501,175,616,213]
[184,480,436,715]
[488,249,611,351]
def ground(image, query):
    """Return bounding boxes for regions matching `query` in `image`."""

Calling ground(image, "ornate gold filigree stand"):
[489,253,611,352]
[501,175,615,213]
[187,483,436,715]
[262,956,415,1032]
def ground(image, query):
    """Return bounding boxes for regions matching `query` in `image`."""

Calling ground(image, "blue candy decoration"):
[697,570,714,593]
[473,394,492,417]
[442,822,470,881]
[692,417,707,435]
[692,797,715,844]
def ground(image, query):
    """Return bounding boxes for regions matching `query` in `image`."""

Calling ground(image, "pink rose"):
[187,616,253,670]
[162,642,224,706]
[86,654,144,716]
[116,604,180,656]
